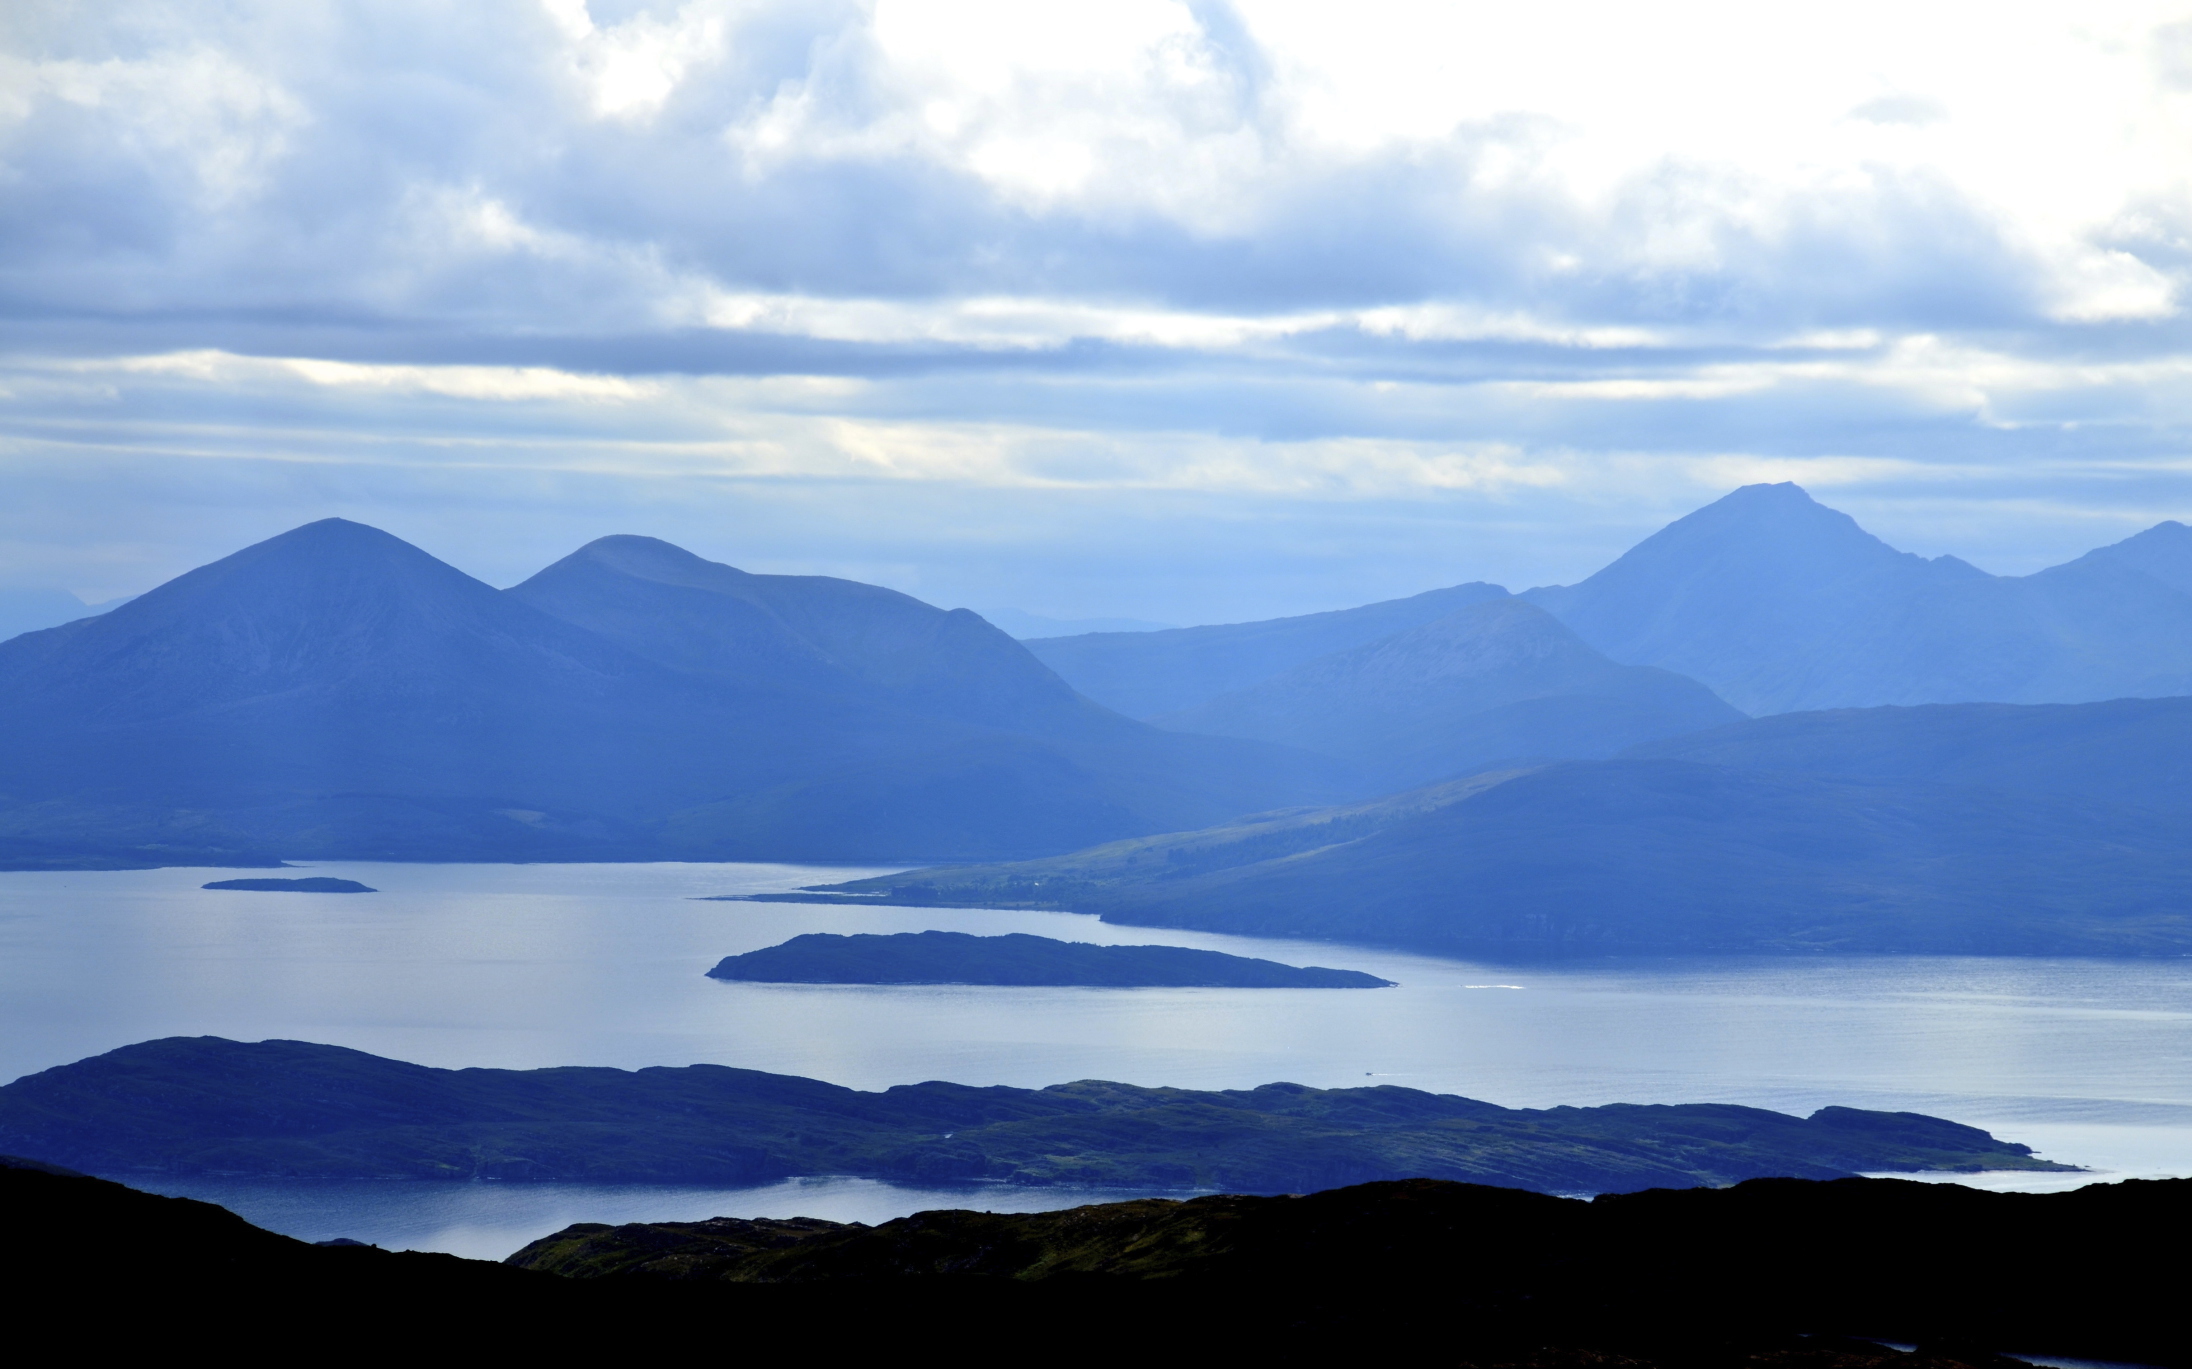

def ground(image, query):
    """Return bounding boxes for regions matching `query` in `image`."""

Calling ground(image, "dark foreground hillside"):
[3,1156,2182,1365]
[0,1037,2064,1193]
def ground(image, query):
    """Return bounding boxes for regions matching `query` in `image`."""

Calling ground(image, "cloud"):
[3,1,2192,619]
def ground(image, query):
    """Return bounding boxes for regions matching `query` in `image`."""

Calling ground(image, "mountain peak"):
[513,533,1097,732]
[2056,518,2192,597]
[106,518,490,621]
[1722,480,1813,502]
[249,517,426,558]
[562,535,756,595]
[1518,486,1970,714]
[1541,483,1914,600]
[0,517,641,736]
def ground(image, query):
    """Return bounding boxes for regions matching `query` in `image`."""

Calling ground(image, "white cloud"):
[6,0,2192,606]
[3,43,305,207]
[98,351,659,403]
[541,0,730,121]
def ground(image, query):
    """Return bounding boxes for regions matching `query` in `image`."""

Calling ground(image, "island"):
[0,1036,2071,1195]
[703,930,1394,988]
[201,877,377,893]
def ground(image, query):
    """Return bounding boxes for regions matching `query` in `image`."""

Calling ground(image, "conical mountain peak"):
[45,518,502,636]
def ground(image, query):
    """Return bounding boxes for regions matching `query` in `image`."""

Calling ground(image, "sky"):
[4,1,2192,624]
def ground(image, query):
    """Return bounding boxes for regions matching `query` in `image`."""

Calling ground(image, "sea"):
[3,860,2189,1261]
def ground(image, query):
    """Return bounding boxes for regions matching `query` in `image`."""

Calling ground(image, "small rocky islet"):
[201,877,377,893]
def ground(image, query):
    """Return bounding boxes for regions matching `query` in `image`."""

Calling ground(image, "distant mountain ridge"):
[1155,598,1740,789]
[0,587,106,644]
[1523,483,2192,714]
[980,607,1176,638]
[16,486,2192,872]
[510,535,1106,735]
[1023,582,1513,718]
[1029,485,2192,723]
[795,686,2192,958]
[0,520,1354,866]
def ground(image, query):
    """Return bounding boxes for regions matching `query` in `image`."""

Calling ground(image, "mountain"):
[2060,518,2192,595]
[0,1036,2056,1192]
[1624,695,2192,820]
[509,535,1104,734]
[0,521,1354,865]
[1022,582,1512,718]
[0,518,704,835]
[1525,483,2192,714]
[1154,598,1740,788]
[797,755,2192,957]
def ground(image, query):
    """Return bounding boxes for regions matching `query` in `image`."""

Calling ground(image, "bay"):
[4,860,2189,1258]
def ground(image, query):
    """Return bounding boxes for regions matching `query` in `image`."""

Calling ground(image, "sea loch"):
[4,859,2188,1257]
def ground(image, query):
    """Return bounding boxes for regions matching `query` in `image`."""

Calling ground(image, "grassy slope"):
[762,770,1528,911]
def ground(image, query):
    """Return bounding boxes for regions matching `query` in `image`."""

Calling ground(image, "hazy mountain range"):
[1152,598,1739,791]
[1032,483,2192,720]
[0,521,1348,866]
[9,483,2192,935]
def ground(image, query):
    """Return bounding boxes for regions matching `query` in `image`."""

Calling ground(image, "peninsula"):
[704,930,1393,988]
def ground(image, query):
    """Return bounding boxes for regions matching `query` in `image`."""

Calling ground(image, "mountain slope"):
[804,756,2192,957]
[1155,598,1740,787]
[1023,582,1511,718]
[1624,695,2192,820]
[1525,483,2192,714]
[510,535,1103,733]
[0,519,734,819]
[2062,518,2192,596]
[0,521,1355,864]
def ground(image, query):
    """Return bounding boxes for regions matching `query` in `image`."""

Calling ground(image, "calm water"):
[4,860,2190,1257]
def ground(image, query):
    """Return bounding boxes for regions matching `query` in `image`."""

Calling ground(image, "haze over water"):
[6,859,2188,1257]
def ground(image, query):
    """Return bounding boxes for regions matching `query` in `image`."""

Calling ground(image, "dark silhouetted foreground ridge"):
[4,1155,2181,1364]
